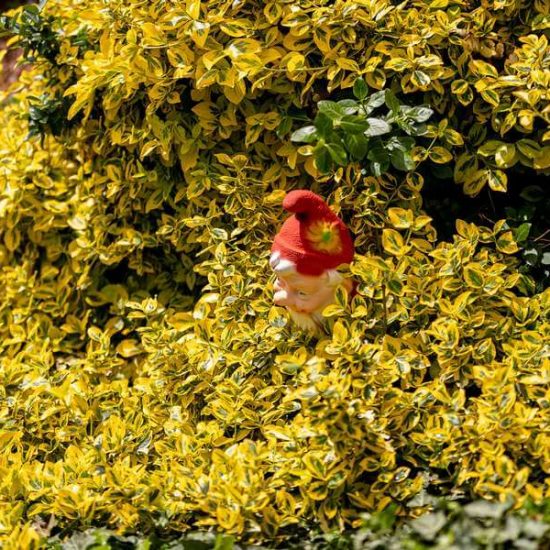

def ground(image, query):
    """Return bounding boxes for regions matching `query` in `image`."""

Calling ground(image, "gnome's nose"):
[274,289,292,307]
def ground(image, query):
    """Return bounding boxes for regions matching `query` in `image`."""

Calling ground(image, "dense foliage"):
[39,499,550,549]
[0,0,548,547]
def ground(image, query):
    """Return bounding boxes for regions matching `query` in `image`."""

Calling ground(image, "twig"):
[533,229,550,243]
[478,212,496,226]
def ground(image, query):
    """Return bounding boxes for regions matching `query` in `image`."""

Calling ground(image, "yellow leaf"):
[141,22,166,47]
[463,169,488,197]
[464,264,485,288]
[413,215,432,230]
[227,38,262,58]
[4,228,20,252]
[487,169,508,192]
[336,58,361,72]
[186,0,201,19]
[264,2,283,24]
[116,339,142,358]
[285,52,305,74]
[387,207,414,229]
[382,229,405,256]
[496,231,519,254]
[223,79,247,104]
[189,20,210,48]
[429,146,453,164]
[469,59,498,78]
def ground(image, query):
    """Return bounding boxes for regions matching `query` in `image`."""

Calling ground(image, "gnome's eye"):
[297,290,310,299]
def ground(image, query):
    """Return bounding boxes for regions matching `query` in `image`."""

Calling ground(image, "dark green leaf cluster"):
[0,4,60,63]
[506,185,550,292]
[27,92,76,140]
[291,78,433,177]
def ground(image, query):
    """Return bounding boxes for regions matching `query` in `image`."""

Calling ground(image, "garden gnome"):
[270,190,355,333]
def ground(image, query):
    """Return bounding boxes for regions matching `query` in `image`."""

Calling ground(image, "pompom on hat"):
[271,190,355,276]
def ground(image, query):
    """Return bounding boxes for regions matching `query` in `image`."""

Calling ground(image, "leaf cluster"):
[353,497,550,550]
[0,4,60,63]
[291,79,432,176]
[0,0,549,546]
[36,498,550,549]
[26,92,77,139]
[505,185,550,292]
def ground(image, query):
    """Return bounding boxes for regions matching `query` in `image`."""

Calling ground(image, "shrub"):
[0,0,548,546]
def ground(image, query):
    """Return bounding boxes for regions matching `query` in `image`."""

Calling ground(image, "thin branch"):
[533,228,550,243]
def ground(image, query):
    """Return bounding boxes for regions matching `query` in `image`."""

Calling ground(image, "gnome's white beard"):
[288,309,326,334]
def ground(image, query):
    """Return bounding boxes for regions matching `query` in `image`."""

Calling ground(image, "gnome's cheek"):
[298,289,336,313]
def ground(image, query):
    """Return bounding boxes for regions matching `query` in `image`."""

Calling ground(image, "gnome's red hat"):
[271,190,354,276]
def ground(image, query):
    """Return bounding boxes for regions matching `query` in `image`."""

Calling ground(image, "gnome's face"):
[273,271,338,315]
[273,269,352,333]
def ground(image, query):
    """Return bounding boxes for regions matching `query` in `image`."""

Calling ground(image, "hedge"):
[0,0,548,546]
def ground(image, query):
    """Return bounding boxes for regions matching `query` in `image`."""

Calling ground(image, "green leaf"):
[404,105,433,123]
[337,99,359,115]
[387,276,404,295]
[318,100,344,121]
[325,142,347,165]
[386,136,415,152]
[367,140,389,163]
[290,125,318,143]
[363,90,386,114]
[314,112,334,138]
[345,133,369,160]
[214,534,236,550]
[364,118,392,136]
[384,89,400,112]
[524,248,539,266]
[314,146,332,174]
[390,149,415,171]
[514,223,531,243]
[407,122,428,137]
[276,116,293,138]
[353,77,369,100]
[340,115,370,134]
